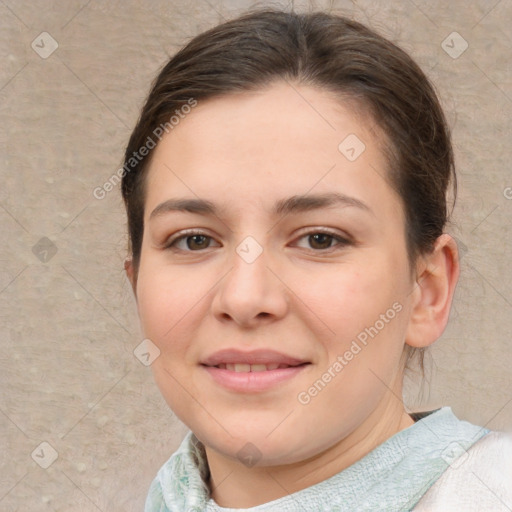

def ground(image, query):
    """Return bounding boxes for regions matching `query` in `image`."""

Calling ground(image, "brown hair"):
[121,7,456,376]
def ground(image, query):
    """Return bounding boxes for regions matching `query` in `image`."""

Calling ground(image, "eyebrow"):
[149,192,373,221]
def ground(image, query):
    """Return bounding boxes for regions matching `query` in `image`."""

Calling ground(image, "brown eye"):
[185,234,211,250]
[294,230,351,252]
[165,231,221,252]
[308,233,335,250]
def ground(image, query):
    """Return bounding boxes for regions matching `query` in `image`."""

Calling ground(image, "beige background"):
[0,0,511,510]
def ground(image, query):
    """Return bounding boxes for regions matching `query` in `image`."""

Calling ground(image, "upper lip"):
[201,349,309,367]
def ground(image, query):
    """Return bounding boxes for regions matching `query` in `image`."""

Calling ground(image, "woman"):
[121,7,512,511]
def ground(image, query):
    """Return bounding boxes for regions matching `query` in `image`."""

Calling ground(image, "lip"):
[201,348,308,367]
[200,348,311,393]
[202,364,310,393]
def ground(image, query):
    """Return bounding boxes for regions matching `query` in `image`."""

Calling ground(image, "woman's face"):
[132,81,418,466]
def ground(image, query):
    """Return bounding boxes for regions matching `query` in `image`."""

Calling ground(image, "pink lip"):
[200,348,310,393]
[201,348,308,367]
[202,364,309,393]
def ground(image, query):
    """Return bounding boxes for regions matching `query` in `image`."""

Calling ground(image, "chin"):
[195,421,309,467]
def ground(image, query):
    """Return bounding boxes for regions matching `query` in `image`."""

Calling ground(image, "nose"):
[211,238,289,328]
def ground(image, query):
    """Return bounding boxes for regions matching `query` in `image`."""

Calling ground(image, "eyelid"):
[293,226,352,241]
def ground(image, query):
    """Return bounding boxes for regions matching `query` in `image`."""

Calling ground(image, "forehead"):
[143,81,401,221]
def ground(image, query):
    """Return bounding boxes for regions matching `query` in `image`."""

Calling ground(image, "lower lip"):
[201,364,310,393]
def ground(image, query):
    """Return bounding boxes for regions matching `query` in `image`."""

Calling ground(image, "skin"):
[125,81,459,508]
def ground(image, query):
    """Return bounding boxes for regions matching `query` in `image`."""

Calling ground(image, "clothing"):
[144,407,512,511]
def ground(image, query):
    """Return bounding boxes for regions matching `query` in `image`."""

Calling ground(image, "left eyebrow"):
[273,192,373,216]
[148,192,373,221]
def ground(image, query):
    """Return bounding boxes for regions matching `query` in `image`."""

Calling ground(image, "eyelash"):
[163,228,352,253]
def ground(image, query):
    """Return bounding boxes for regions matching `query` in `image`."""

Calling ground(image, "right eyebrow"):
[149,198,217,220]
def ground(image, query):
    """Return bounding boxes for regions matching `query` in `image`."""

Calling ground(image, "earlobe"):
[405,234,460,348]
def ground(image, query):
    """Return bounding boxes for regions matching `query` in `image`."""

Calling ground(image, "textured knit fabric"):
[144,407,492,511]
[414,428,512,510]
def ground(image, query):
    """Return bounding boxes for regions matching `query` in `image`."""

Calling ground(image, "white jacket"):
[414,430,512,510]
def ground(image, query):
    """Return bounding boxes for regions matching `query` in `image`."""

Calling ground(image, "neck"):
[205,396,415,508]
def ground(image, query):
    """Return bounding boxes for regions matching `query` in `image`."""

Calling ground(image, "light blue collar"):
[145,407,490,511]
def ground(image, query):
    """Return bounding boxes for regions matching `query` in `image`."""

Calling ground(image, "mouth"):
[207,362,309,372]
[200,349,311,392]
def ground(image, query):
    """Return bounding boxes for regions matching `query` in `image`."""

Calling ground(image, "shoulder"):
[413,430,512,511]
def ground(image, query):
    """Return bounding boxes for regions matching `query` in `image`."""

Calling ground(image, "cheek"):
[135,260,208,351]
[300,263,391,331]
[135,261,209,414]
[303,259,409,368]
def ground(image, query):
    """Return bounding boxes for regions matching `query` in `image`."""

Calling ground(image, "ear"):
[405,234,460,348]
[124,258,137,297]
